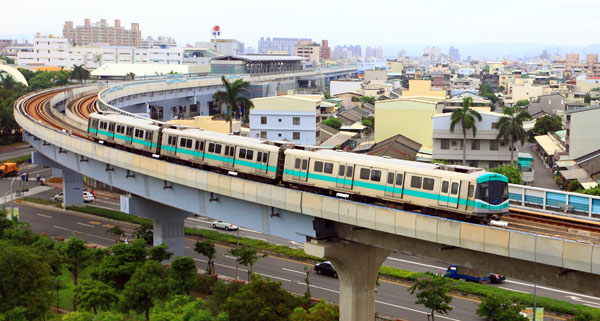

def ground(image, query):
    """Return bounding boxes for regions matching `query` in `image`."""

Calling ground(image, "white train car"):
[283,149,509,220]
[87,112,161,154]
[160,127,280,180]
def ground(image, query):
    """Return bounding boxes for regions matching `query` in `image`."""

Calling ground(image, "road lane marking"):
[386,257,446,270]
[224,255,236,259]
[36,213,53,218]
[184,246,191,249]
[246,235,268,241]
[102,224,113,228]
[89,221,101,225]
[239,227,261,233]
[282,268,307,275]
[375,300,461,321]
[53,225,114,242]
[258,273,290,282]
[77,222,95,228]
[297,282,339,294]
[566,296,600,308]
[504,280,600,301]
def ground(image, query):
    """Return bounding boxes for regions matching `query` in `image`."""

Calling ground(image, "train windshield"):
[476,181,508,205]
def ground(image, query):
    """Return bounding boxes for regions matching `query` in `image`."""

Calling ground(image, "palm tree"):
[495,106,532,164]
[0,73,16,90]
[449,97,482,166]
[212,76,253,134]
[70,64,90,83]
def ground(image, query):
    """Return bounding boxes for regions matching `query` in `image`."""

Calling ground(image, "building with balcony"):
[63,19,142,48]
[432,111,512,168]
[249,95,322,145]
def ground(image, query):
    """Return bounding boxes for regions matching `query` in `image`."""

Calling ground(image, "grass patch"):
[22,198,600,317]
[1,154,32,164]
[21,196,62,207]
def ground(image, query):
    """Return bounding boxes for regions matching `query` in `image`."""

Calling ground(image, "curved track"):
[18,88,600,243]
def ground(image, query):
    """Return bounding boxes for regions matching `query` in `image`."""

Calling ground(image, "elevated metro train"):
[88,111,509,223]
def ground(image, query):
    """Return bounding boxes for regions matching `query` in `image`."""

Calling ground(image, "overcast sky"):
[3,0,600,50]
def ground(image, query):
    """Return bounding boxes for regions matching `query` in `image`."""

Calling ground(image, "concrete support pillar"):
[120,195,195,257]
[62,168,84,207]
[305,240,391,321]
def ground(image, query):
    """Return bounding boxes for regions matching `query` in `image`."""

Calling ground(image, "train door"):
[336,163,354,189]
[255,151,269,174]
[194,140,205,161]
[125,126,133,145]
[439,179,460,208]
[385,171,404,198]
[222,145,234,167]
[292,157,309,181]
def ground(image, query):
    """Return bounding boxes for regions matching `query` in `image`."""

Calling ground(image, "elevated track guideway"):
[16,85,600,321]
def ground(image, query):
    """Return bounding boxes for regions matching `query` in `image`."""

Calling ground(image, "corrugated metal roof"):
[212,55,306,62]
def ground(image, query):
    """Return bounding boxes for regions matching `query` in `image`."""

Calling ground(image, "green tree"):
[134,223,154,245]
[528,115,563,140]
[495,106,532,164]
[150,295,229,321]
[289,299,339,321]
[228,246,266,281]
[58,236,95,311]
[322,91,332,99]
[498,85,506,93]
[194,240,217,274]
[322,117,342,130]
[450,97,482,166]
[121,260,171,321]
[219,275,300,321]
[106,225,124,244]
[514,99,530,108]
[91,238,147,290]
[0,243,54,320]
[169,256,198,295]
[489,164,523,184]
[71,64,90,83]
[359,96,376,104]
[584,93,592,105]
[148,243,173,262]
[407,273,454,321]
[75,279,118,314]
[0,74,17,90]
[361,115,374,129]
[476,293,528,321]
[212,76,254,133]
[17,68,35,82]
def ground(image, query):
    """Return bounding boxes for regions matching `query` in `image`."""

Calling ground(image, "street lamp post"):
[235,228,240,280]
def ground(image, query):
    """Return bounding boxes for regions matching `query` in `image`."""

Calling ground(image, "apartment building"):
[295,40,321,67]
[249,95,322,145]
[401,80,446,98]
[63,19,142,48]
[432,111,512,168]
[566,106,600,160]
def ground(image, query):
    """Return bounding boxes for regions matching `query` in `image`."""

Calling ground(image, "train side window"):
[324,162,333,174]
[100,122,106,129]
[295,159,301,169]
[346,166,353,177]
[145,131,153,141]
[257,151,262,162]
[387,173,394,184]
[108,123,115,132]
[262,152,267,162]
[179,138,186,147]
[441,181,449,193]
[186,139,192,148]
[126,127,133,136]
[396,174,403,185]
[359,168,370,180]
[225,146,230,156]
[208,143,215,153]
[339,165,346,176]
[371,170,381,182]
[314,161,323,173]
[246,150,253,160]
[215,144,222,154]
[411,176,422,189]
[451,182,459,194]
[92,119,98,127]
[199,141,204,151]
[423,178,435,191]
[195,141,199,150]
[231,147,235,157]
[468,185,474,197]
[301,159,308,170]
[239,148,246,159]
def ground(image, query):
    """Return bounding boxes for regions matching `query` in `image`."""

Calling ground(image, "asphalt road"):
[0,144,34,161]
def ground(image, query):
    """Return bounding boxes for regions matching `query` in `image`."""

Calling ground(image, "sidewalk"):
[525,142,559,190]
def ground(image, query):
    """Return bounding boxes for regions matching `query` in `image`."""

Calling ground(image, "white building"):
[142,36,177,49]
[17,35,185,69]
[249,95,322,145]
[194,39,243,56]
[432,111,512,168]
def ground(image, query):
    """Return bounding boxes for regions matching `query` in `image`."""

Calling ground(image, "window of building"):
[324,162,334,174]
[360,168,370,180]
[261,117,267,125]
[293,132,300,140]
[423,178,435,190]
[314,161,324,172]
[471,140,480,150]
[411,176,422,189]
[371,170,381,182]
[489,161,498,169]
[490,140,498,151]
[441,139,449,150]
[469,161,478,167]
[260,131,267,139]
[293,117,300,125]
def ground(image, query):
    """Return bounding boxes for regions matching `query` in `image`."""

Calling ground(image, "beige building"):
[295,40,321,67]
[566,106,600,160]
[505,78,551,105]
[401,80,446,98]
[432,111,512,168]
[168,116,240,134]
[386,61,403,74]
[63,19,142,48]
[374,96,442,150]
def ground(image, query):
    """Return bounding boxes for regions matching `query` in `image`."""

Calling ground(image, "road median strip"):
[17,197,600,319]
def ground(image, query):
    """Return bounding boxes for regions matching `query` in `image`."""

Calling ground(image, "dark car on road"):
[314,261,337,278]
[489,273,506,284]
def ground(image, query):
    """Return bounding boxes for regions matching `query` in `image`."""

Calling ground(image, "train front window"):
[476,181,508,205]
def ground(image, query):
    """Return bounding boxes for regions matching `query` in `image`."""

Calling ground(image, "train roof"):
[90,112,161,128]
[162,127,280,149]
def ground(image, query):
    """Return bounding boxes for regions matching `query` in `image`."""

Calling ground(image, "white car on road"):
[211,220,239,231]
[53,191,95,202]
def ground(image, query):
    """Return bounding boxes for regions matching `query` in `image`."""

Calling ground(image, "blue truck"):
[445,265,505,284]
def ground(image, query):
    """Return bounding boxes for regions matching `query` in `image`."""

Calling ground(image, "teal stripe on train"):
[162,145,277,173]
[89,128,158,148]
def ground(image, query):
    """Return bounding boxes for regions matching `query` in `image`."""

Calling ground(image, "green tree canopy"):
[359,96,376,104]
[322,117,342,130]
[58,236,97,311]
[584,93,592,105]
[75,279,118,315]
[150,295,229,321]
[450,97,482,166]
[194,240,216,274]
[407,273,454,321]
[476,293,528,321]
[169,256,198,295]
[91,238,147,290]
[514,99,530,107]
[71,64,90,83]
[489,164,523,184]
[105,225,124,244]
[213,76,254,132]
[121,260,171,321]
[289,299,339,321]
[530,115,562,137]
[148,243,173,262]
[495,106,532,163]
[228,246,265,281]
